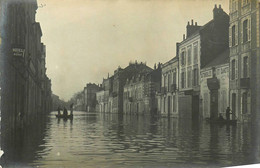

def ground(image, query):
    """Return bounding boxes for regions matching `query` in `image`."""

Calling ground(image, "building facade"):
[96,75,114,113]
[178,5,229,120]
[157,57,179,117]
[83,83,101,112]
[200,50,229,119]
[123,64,161,116]
[229,0,260,123]
[110,62,153,114]
[0,0,52,132]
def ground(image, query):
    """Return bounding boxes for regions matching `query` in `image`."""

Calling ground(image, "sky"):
[36,0,229,101]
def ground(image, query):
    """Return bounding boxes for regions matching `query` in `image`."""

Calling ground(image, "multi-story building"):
[0,0,52,131]
[229,0,260,123]
[157,57,179,117]
[96,75,114,113]
[123,64,161,116]
[110,61,153,114]
[178,5,229,120]
[83,83,101,112]
[200,49,229,119]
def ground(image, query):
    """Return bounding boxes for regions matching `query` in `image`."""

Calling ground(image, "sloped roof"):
[202,49,229,69]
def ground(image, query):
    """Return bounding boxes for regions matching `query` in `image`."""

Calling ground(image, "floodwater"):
[1,111,260,168]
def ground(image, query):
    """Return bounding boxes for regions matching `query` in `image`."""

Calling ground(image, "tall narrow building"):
[229,0,260,123]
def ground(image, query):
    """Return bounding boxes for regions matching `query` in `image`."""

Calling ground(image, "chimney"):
[213,4,224,20]
[186,19,200,38]
[176,43,180,57]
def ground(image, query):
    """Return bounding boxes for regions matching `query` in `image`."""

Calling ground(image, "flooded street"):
[2,111,260,168]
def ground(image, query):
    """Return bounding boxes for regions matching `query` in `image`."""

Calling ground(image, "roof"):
[202,49,229,69]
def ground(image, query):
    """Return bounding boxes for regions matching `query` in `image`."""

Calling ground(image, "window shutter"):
[241,20,244,44]
[229,26,232,47]
[248,18,251,41]
[235,23,238,45]
[235,59,238,79]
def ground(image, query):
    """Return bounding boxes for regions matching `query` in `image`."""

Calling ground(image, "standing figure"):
[70,103,74,115]
[63,107,68,117]
[226,107,231,121]
[57,106,61,116]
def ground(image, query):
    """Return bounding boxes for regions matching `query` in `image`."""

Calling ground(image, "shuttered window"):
[231,59,236,80]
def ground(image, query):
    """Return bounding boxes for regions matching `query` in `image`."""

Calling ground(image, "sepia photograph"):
[0,0,260,167]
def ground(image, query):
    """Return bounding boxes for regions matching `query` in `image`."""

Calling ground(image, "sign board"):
[13,48,25,57]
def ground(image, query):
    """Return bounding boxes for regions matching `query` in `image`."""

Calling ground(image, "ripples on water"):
[1,111,260,168]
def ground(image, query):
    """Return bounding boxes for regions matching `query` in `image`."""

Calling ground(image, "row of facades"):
[159,1,260,123]
[75,1,260,123]
[0,0,53,131]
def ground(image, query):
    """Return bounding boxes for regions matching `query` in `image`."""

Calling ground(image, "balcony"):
[240,78,250,89]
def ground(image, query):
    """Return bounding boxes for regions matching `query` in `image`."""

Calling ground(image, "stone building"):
[0,0,52,131]
[200,49,229,119]
[229,0,260,123]
[110,61,153,114]
[83,83,101,112]
[157,57,179,117]
[96,75,114,113]
[123,64,161,116]
[178,5,229,121]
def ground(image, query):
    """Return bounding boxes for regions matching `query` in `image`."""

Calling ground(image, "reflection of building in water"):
[200,49,229,119]
[229,0,260,123]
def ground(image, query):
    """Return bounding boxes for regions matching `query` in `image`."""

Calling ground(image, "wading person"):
[70,103,74,115]
[63,107,68,117]
[226,107,231,121]
[57,106,61,116]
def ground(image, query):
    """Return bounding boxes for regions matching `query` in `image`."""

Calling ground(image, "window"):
[187,69,192,88]
[164,75,166,88]
[242,92,247,114]
[231,0,238,12]
[181,51,186,65]
[231,59,236,80]
[181,72,185,88]
[173,70,177,86]
[243,19,248,43]
[168,73,171,91]
[187,46,192,65]
[193,68,198,86]
[232,25,236,46]
[242,0,249,6]
[243,56,248,78]
[193,43,198,63]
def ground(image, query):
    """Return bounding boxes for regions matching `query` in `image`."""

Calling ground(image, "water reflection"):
[1,111,260,167]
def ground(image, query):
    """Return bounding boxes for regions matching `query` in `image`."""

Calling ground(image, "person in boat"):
[218,114,224,121]
[70,103,74,115]
[57,106,61,116]
[226,107,232,121]
[63,107,68,117]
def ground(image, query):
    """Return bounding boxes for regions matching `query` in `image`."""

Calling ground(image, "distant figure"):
[219,114,224,121]
[226,107,231,121]
[57,106,61,115]
[70,103,74,115]
[63,107,68,116]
